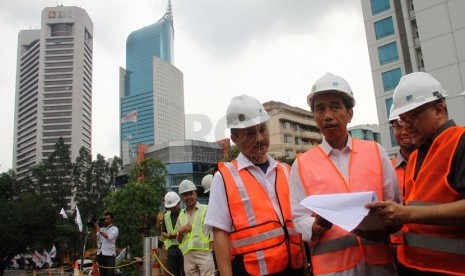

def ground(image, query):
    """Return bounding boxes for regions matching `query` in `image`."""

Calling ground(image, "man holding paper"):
[290,73,401,275]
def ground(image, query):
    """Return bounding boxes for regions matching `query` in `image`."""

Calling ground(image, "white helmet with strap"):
[201,174,213,194]
[164,191,180,208]
[391,72,447,118]
[226,94,270,129]
[307,72,355,110]
[178,179,197,195]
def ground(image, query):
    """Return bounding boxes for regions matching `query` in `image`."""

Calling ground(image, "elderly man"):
[367,72,465,275]
[290,73,400,275]
[205,94,304,276]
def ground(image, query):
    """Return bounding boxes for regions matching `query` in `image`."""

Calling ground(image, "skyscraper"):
[13,6,93,179]
[360,0,465,154]
[120,1,184,164]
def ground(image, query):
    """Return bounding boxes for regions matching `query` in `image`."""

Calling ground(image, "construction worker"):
[290,73,400,275]
[388,105,417,200]
[176,180,214,276]
[156,198,168,276]
[201,174,213,195]
[388,105,417,276]
[205,94,304,276]
[366,72,465,275]
[161,191,183,276]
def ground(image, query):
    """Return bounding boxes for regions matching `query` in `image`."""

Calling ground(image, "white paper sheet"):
[299,191,378,232]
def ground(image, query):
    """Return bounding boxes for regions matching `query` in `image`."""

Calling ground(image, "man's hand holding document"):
[300,191,391,241]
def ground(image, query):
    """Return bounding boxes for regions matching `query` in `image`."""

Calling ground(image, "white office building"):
[360,0,465,154]
[13,6,93,178]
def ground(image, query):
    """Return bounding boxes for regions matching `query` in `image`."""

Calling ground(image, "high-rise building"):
[120,1,184,164]
[360,0,465,154]
[13,6,93,179]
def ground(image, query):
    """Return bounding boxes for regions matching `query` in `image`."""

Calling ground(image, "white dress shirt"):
[97,224,118,256]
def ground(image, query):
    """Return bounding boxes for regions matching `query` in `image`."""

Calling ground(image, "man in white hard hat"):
[388,105,417,200]
[161,191,183,276]
[366,72,465,275]
[290,73,400,275]
[387,105,417,276]
[205,94,305,276]
[201,174,213,195]
[175,180,214,276]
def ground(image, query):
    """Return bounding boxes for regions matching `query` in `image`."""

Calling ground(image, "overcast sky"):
[0,0,379,173]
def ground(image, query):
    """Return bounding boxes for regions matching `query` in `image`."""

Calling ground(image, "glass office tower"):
[120,0,184,164]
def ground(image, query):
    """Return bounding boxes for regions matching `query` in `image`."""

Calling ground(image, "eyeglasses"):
[399,101,438,123]
[389,119,406,129]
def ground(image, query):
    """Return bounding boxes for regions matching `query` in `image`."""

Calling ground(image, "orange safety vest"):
[297,139,393,274]
[390,158,404,245]
[219,160,303,276]
[398,126,465,275]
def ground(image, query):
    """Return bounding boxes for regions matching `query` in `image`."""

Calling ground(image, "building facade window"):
[284,134,292,143]
[370,0,390,15]
[389,126,398,147]
[285,149,294,158]
[385,98,393,118]
[374,17,394,40]
[382,68,402,91]
[378,42,399,65]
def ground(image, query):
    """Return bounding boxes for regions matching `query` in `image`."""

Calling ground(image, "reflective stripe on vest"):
[220,160,303,275]
[399,126,465,275]
[178,204,209,254]
[163,211,179,249]
[297,139,393,274]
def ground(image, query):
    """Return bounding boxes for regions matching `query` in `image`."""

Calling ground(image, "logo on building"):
[48,11,56,19]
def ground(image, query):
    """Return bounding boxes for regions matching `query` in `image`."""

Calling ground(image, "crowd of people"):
[154,71,464,276]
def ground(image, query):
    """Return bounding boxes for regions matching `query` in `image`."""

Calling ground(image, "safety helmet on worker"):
[388,104,399,122]
[307,73,355,111]
[164,191,180,208]
[201,174,213,194]
[178,179,197,195]
[226,94,270,129]
[390,72,447,119]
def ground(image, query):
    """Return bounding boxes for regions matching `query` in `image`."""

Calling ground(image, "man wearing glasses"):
[367,72,465,275]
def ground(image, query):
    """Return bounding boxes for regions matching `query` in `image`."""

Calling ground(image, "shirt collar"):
[320,134,352,156]
[394,148,407,168]
[236,152,276,171]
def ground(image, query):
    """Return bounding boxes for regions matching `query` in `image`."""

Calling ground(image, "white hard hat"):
[226,94,270,129]
[391,72,447,118]
[201,174,213,194]
[388,104,399,122]
[307,73,355,110]
[178,179,197,195]
[164,191,180,208]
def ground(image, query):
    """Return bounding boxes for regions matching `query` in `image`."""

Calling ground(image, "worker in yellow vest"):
[176,180,214,276]
[161,191,183,276]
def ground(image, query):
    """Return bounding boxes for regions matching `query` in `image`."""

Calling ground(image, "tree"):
[106,158,167,257]
[0,194,56,273]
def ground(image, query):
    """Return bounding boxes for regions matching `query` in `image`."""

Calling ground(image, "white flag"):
[59,208,68,219]
[75,206,83,232]
[115,247,127,262]
[121,110,137,123]
[49,245,57,258]
[43,249,52,267]
[32,250,45,268]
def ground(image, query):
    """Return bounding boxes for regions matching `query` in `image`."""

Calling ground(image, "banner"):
[32,250,45,268]
[121,110,137,123]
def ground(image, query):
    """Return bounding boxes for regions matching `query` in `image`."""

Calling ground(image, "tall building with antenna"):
[119,0,184,164]
[13,6,93,179]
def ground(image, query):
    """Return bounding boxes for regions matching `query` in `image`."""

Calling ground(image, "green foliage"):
[0,193,57,270]
[225,145,240,161]
[108,158,167,257]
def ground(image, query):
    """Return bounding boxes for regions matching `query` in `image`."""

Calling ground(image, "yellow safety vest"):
[177,204,210,255]
[163,211,179,249]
